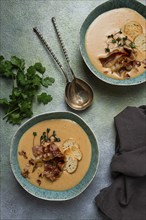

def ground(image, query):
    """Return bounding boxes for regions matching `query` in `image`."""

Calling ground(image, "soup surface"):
[18,119,91,191]
[85,8,146,80]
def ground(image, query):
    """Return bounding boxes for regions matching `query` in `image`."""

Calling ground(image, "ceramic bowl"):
[10,111,99,200]
[80,0,146,86]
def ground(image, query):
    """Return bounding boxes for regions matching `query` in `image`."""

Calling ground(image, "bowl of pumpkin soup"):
[10,111,99,200]
[80,0,146,85]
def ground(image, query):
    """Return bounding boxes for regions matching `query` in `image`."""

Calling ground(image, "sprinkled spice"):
[29,159,35,166]
[18,150,28,159]
[21,169,29,178]
[37,179,41,185]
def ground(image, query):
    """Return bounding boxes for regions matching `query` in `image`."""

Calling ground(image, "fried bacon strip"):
[99,47,142,77]
[32,142,65,182]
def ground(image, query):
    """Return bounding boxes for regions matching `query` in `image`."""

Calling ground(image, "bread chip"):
[63,139,79,150]
[64,155,78,173]
[123,21,143,40]
[64,145,82,161]
[63,147,72,155]
[70,146,82,161]
[134,34,146,52]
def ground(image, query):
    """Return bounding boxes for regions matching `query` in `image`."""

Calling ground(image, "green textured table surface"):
[0,0,145,220]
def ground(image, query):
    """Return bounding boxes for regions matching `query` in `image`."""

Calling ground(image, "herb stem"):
[3,107,19,119]
[33,132,37,147]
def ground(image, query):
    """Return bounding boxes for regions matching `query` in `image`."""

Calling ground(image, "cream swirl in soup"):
[85,8,146,80]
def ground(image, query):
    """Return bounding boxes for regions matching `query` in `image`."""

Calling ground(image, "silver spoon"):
[33,24,93,110]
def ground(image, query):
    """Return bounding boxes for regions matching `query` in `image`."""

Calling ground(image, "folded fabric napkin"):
[95,106,146,220]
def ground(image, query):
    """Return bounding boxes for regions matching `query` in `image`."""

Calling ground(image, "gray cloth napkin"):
[95,106,146,220]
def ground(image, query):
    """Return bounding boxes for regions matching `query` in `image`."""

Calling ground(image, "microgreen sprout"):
[105,30,137,53]
[33,132,37,146]
[39,128,61,143]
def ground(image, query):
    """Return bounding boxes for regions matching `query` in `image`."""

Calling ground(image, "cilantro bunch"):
[0,56,55,125]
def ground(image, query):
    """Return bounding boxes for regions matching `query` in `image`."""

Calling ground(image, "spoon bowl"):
[65,78,93,110]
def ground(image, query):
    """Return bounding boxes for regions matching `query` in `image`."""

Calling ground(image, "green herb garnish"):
[33,132,37,146]
[107,34,113,38]
[112,39,116,43]
[105,48,110,53]
[129,42,136,49]
[40,128,61,143]
[105,30,136,53]
[0,56,55,124]
[116,37,121,42]
[123,36,128,41]
[37,93,52,104]
[33,132,37,137]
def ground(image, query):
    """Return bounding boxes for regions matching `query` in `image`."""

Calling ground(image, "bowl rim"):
[10,111,99,201]
[80,0,146,86]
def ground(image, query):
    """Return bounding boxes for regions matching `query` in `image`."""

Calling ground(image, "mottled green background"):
[0,0,145,220]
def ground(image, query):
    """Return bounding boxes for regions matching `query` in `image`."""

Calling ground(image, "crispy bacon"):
[99,47,141,76]
[32,145,43,157]
[43,163,61,181]
[32,142,65,181]
[99,50,128,67]
[49,143,64,158]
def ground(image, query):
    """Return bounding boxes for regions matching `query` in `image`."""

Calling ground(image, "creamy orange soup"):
[85,8,146,80]
[18,119,91,191]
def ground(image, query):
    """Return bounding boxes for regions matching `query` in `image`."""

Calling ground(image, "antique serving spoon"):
[33,19,93,110]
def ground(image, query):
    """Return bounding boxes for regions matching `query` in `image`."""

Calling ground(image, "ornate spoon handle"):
[33,27,69,82]
[52,17,75,78]
[52,17,70,63]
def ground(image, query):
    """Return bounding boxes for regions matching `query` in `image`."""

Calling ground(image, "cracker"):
[134,34,146,52]
[63,139,79,150]
[70,146,82,161]
[64,155,78,174]
[123,21,143,40]
[64,145,82,161]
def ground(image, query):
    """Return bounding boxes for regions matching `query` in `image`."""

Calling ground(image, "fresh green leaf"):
[18,100,32,112]
[0,56,54,124]
[34,63,46,74]
[16,70,26,86]
[21,109,33,118]
[32,74,41,87]
[11,56,25,70]
[0,56,4,62]
[0,59,14,78]
[27,66,36,79]
[41,77,55,87]
[0,98,9,107]
[7,112,21,125]
[37,92,52,104]
[13,88,21,97]
[21,93,28,99]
